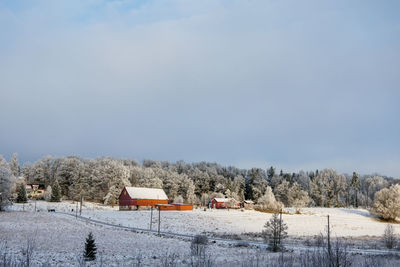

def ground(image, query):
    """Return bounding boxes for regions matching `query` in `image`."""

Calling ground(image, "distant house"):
[119,187,169,210]
[211,198,240,209]
[243,200,254,209]
[26,184,45,199]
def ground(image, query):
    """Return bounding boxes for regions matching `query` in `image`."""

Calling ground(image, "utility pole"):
[80,195,83,216]
[158,206,161,236]
[278,209,282,245]
[34,197,37,212]
[76,201,78,219]
[327,215,331,257]
[150,207,153,230]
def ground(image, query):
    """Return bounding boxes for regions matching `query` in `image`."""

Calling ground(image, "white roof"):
[244,200,254,204]
[213,198,234,203]
[125,187,168,200]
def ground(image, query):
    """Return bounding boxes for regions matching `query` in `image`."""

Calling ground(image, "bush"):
[191,235,208,257]
[371,184,400,221]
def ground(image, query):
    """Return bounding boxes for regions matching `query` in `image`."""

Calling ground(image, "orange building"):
[157,203,193,211]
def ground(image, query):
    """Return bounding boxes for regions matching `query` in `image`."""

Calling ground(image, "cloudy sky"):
[1,0,399,176]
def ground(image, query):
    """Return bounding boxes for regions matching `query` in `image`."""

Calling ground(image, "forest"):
[1,153,397,212]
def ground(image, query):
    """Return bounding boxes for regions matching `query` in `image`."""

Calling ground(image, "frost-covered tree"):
[245,168,267,200]
[173,195,184,203]
[103,185,121,206]
[288,182,310,212]
[256,186,283,212]
[371,184,400,221]
[0,160,12,211]
[311,169,346,207]
[9,153,20,178]
[44,185,52,201]
[200,193,210,206]
[364,176,389,207]
[294,170,311,193]
[383,224,396,249]
[275,180,290,206]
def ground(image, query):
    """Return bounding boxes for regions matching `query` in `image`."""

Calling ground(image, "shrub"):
[371,184,400,221]
[191,235,208,257]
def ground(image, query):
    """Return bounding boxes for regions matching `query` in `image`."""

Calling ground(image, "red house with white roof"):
[119,187,169,210]
[211,198,240,209]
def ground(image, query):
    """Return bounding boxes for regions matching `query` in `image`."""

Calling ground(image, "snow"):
[8,201,399,238]
[125,187,168,200]
[0,204,270,266]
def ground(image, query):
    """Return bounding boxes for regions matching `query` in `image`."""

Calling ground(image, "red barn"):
[119,187,169,210]
[212,198,240,209]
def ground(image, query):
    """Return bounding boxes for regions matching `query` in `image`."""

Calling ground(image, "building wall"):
[136,199,168,207]
[212,200,226,209]
[158,204,193,211]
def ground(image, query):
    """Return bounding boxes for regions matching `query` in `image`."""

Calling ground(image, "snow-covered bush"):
[371,184,400,221]
[255,186,283,212]
[173,195,184,203]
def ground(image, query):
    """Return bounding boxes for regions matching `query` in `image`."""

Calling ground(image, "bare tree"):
[383,224,396,249]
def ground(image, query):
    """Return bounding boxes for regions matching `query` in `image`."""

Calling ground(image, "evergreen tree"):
[84,232,97,261]
[262,212,288,252]
[267,166,275,183]
[351,172,360,207]
[51,180,61,202]
[16,183,27,203]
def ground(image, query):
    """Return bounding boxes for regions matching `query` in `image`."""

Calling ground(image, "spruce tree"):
[16,183,27,203]
[51,180,61,202]
[262,212,288,252]
[351,172,360,207]
[84,232,97,261]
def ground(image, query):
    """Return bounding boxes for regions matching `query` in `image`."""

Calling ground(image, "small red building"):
[119,187,169,210]
[211,198,240,209]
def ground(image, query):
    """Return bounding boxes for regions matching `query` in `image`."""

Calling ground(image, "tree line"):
[0,153,398,212]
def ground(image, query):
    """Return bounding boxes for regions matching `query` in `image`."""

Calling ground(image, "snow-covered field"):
[2,201,400,266]
[1,204,260,266]
[12,200,397,238]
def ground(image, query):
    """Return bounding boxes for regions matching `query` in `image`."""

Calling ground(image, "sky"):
[0,0,399,177]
